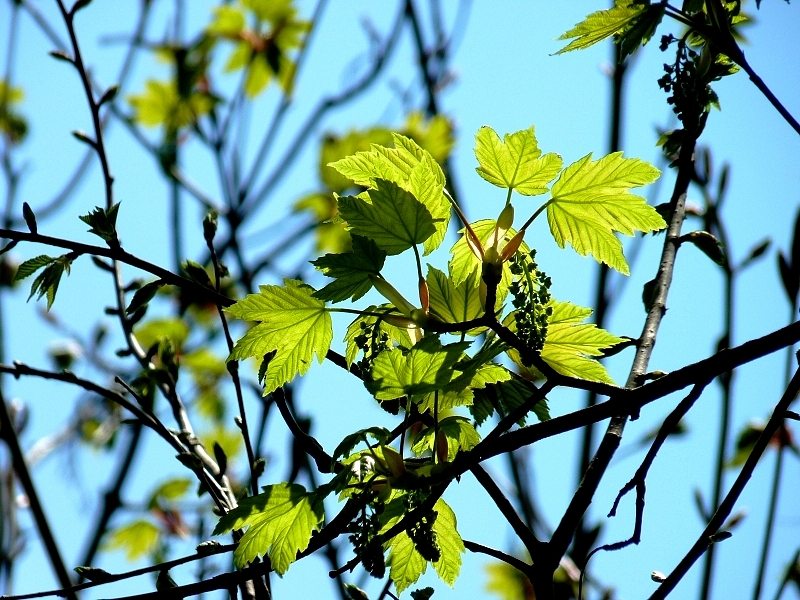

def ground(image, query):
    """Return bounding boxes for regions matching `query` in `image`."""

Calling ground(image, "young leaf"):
[26,254,74,310]
[103,520,160,561]
[385,530,427,594]
[472,375,550,426]
[332,427,392,462]
[226,280,333,394]
[547,152,663,274]
[426,266,483,329]
[126,279,166,315]
[540,301,624,384]
[366,336,470,400]
[311,235,386,302]
[13,255,55,283]
[681,231,725,266]
[431,499,465,586]
[74,566,113,582]
[329,134,450,254]
[411,416,481,462]
[474,126,562,196]
[212,483,324,573]
[337,179,437,256]
[556,0,649,54]
[79,204,120,245]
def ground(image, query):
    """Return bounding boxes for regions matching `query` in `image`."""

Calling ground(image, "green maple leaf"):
[471,375,551,426]
[474,126,562,196]
[337,179,437,256]
[226,279,332,394]
[385,530,428,594]
[547,151,663,274]
[541,301,624,384]
[431,499,465,586]
[311,235,386,302]
[332,427,391,462]
[417,355,511,412]
[366,336,470,400]
[556,0,649,54]
[212,483,324,573]
[329,134,450,255]
[381,497,464,592]
[411,416,481,462]
[426,265,483,329]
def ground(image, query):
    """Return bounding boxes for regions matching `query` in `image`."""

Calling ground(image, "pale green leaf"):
[541,300,624,384]
[207,6,245,36]
[311,235,386,302]
[385,530,427,594]
[556,1,648,54]
[135,318,189,350]
[474,126,562,195]
[547,152,663,274]
[103,520,160,561]
[337,180,436,255]
[147,478,191,509]
[366,336,470,400]
[226,279,332,394]
[411,416,481,461]
[426,265,483,330]
[328,134,450,254]
[431,499,465,585]
[213,483,324,574]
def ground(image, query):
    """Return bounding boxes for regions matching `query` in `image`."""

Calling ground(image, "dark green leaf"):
[213,442,228,476]
[49,50,73,63]
[72,129,95,147]
[411,587,435,600]
[311,235,386,302]
[182,260,213,288]
[156,569,177,590]
[332,427,391,462]
[13,255,55,283]
[79,204,120,244]
[617,3,666,59]
[72,0,93,13]
[126,279,165,315]
[779,252,797,302]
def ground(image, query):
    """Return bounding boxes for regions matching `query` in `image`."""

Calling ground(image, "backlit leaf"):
[343,305,413,367]
[337,180,436,256]
[104,520,160,561]
[411,416,481,461]
[556,1,648,54]
[431,499,465,586]
[366,336,470,400]
[226,280,332,394]
[547,152,663,274]
[541,300,623,384]
[213,483,324,573]
[426,265,483,330]
[311,235,386,302]
[474,126,562,196]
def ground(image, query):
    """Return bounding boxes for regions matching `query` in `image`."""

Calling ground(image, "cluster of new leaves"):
[0,79,28,144]
[128,0,309,136]
[218,124,663,589]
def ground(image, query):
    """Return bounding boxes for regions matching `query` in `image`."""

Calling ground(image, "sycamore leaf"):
[432,499,465,586]
[366,336,470,400]
[472,376,550,426]
[226,280,332,394]
[337,179,436,256]
[474,126,562,196]
[332,427,391,462]
[541,300,624,384]
[311,235,386,302]
[411,416,481,462]
[547,152,663,274]
[329,135,450,255]
[417,358,511,413]
[556,1,648,54]
[343,305,413,367]
[103,520,160,561]
[426,265,483,329]
[617,3,666,59]
[213,483,323,574]
[386,530,428,594]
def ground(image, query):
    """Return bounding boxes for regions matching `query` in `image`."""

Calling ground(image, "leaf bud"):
[379,446,406,479]
[418,276,429,313]
[491,204,515,250]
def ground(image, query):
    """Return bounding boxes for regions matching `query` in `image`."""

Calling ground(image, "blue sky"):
[1,1,799,599]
